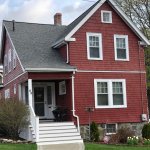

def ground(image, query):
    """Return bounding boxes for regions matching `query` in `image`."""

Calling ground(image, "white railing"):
[29,106,39,142]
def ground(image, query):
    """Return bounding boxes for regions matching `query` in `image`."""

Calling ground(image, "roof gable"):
[53,0,150,46]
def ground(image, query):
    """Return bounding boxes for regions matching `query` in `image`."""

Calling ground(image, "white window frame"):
[86,32,103,60]
[8,49,11,73]
[114,35,129,61]
[105,123,118,135]
[94,79,127,108]
[5,89,10,99]
[59,81,66,95]
[101,10,112,23]
[13,49,16,69]
[4,54,7,75]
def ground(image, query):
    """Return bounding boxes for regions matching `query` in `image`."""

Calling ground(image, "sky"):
[0,0,96,27]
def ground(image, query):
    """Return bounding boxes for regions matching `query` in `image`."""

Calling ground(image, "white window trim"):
[105,123,118,135]
[8,49,11,73]
[5,89,10,99]
[4,54,7,75]
[94,79,127,108]
[13,49,16,69]
[86,32,103,60]
[114,34,129,61]
[101,10,112,23]
[59,81,66,95]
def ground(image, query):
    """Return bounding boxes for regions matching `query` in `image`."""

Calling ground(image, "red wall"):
[3,33,24,85]
[69,2,145,71]
[74,72,148,124]
[67,2,148,124]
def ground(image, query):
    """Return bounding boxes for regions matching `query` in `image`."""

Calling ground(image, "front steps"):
[37,121,84,150]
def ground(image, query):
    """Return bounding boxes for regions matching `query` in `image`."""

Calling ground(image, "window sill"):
[101,21,112,24]
[95,105,127,109]
[115,59,129,61]
[106,133,116,136]
[88,58,103,60]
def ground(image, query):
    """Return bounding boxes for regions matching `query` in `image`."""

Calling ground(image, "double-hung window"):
[13,50,16,69]
[8,49,11,72]
[94,79,127,108]
[4,54,7,75]
[87,33,103,60]
[114,35,129,61]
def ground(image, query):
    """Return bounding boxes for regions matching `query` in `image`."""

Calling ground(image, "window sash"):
[95,79,127,108]
[101,10,112,23]
[114,35,129,61]
[87,33,103,60]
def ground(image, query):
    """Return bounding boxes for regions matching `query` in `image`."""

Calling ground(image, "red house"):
[0,0,150,148]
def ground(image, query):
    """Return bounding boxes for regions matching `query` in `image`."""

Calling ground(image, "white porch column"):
[28,79,33,108]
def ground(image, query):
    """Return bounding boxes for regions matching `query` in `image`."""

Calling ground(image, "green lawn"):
[0,144,37,150]
[85,143,150,150]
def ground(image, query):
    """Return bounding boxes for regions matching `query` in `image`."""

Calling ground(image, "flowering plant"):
[127,136,139,145]
[143,138,150,145]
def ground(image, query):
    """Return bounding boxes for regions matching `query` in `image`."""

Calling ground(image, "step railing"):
[29,106,39,142]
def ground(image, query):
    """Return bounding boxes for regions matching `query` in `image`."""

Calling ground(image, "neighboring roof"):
[3,21,76,70]
[53,0,150,46]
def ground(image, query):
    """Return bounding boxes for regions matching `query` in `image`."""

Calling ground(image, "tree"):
[115,0,150,39]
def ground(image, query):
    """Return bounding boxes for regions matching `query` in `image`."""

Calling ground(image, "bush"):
[143,138,150,145]
[0,98,29,139]
[142,123,150,139]
[109,127,135,144]
[90,122,100,142]
[127,136,139,145]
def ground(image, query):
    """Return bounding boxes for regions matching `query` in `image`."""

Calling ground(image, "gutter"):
[25,68,77,72]
[71,71,80,133]
[64,42,69,63]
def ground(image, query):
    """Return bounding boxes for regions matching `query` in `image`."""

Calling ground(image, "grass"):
[85,143,150,150]
[0,144,37,150]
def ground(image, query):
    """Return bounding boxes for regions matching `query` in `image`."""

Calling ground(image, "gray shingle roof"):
[54,0,101,43]
[3,21,76,70]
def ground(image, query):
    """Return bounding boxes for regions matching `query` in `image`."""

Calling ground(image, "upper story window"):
[94,79,127,108]
[86,32,103,60]
[8,49,11,73]
[101,10,112,23]
[4,54,7,75]
[5,89,10,99]
[114,35,129,61]
[13,50,16,69]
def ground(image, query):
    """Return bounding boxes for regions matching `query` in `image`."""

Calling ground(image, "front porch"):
[19,72,82,146]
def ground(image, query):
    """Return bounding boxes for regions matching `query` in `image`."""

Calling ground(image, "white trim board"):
[53,0,150,47]
[25,68,77,72]
[77,70,146,74]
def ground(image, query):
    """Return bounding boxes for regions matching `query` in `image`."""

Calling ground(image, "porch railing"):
[29,106,39,142]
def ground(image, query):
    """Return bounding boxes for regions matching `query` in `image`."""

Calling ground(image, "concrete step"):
[39,126,76,131]
[39,132,80,138]
[39,128,78,134]
[39,122,74,127]
[37,140,84,146]
[38,135,82,142]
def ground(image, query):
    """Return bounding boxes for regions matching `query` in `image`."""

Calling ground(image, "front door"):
[34,87,46,117]
[33,83,55,119]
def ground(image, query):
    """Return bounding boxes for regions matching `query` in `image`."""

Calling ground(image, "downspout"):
[71,71,80,133]
[138,42,147,116]
[64,42,69,63]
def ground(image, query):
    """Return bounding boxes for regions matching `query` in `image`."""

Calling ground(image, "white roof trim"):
[65,0,106,41]
[63,0,150,46]
[25,68,77,72]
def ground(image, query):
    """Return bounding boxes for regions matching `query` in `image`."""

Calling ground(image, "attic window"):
[101,10,112,23]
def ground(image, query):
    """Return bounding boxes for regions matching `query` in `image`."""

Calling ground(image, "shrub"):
[142,123,150,139]
[0,98,29,139]
[143,138,150,145]
[90,122,100,142]
[127,136,139,145]
[109,127,135,144]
